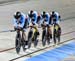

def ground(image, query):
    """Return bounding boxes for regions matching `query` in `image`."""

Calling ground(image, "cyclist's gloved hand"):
[17,26,22,30]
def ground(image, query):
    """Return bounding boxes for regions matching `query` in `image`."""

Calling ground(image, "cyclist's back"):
[28,10,38,23]
[50,11,61,25]
[41,11,50,24]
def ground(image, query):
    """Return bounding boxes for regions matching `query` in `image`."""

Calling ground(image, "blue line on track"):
[25,41,75,61]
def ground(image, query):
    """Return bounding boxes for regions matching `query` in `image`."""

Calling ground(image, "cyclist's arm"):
[13,19,18,28]
[13,19,20,30]
[20,20,25,28]
[19,14,25,28]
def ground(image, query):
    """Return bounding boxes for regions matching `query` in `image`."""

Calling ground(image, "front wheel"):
[42,30,46,46]
[21,39,26,51]
[15,35,21,54]
[28,30,33,48]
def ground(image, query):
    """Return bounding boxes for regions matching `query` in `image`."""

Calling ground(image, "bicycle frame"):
[42,24,51,46]
[28,25,39,48]
[53,24,61,44]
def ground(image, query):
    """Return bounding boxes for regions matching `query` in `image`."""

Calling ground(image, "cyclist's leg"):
[15,29,21,54]
[22,29,26,40]
[21,28,27,51]
[28,30,33,48]
[46,32,50,45]
[46,27,50,45]
[16,29,20,37]
[57,26,61,44]
[48,26,52,43]
[53,28,57,44]
[48,26,52,39]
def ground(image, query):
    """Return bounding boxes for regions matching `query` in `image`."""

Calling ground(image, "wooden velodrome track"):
[0,0,75,61]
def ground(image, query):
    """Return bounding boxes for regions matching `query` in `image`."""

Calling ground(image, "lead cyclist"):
[13,11,27,38]
[13,11,30,50]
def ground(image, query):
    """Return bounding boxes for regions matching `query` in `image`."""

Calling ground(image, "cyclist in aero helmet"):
[28,10,38,24]
[13,11,27,30]
[13,11,28,40]
[41,11,50,25]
